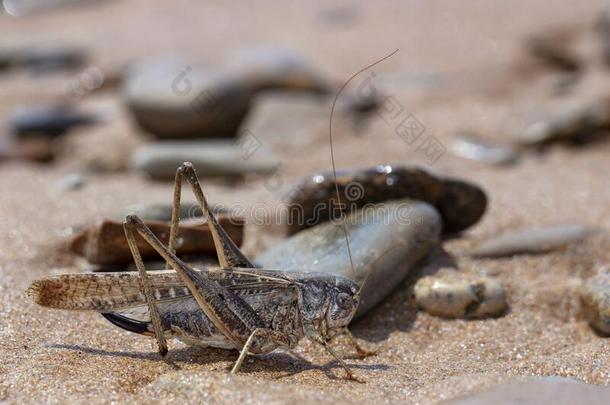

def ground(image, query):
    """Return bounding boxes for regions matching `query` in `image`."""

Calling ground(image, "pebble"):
[69,215,244,265]
[226,47,331,94]
[414,270,507,319]
[123,51,330,140]
[131,140,279,180]
[450,133,520,166]
[453,377,610,404]
[118,202,202,222]
[9,105,98,138]
[596,6,610,67]
[53,173,85,192]
[514,98,610,148]
[526,32,582,72]
[580,272,610,336]
[257,199,442,318]
[285,164,486,235]
[470,224,595,258]
[0,138,55,163]
[0,46,85,73]
[122,56,252,139]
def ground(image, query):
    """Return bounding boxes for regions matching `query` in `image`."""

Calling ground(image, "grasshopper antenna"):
[328,49,399,293]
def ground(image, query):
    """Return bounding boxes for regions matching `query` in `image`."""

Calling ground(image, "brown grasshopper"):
[28,162,372,379]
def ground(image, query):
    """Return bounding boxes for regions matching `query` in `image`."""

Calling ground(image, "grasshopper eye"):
[337,292,353,309]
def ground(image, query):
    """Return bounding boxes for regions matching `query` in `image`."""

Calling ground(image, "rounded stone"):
[414,271,507,319]
[256,199,442,318]
[122,56,253,139]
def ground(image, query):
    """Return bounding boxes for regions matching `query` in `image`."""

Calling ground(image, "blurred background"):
[1,1,609,403]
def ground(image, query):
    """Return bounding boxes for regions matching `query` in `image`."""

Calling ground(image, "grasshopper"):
[28,162,372,379]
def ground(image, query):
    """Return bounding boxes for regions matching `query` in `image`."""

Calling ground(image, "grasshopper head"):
[326,277,360,329]
[297,274,359,338]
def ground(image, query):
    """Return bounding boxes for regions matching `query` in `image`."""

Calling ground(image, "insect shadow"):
[48,343,389,379]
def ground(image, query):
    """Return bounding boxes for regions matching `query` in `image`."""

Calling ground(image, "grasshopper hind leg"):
[168,162,254,269]
[123,219,169,356]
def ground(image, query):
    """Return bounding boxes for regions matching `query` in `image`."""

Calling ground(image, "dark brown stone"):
[69,215,244,265]
[285,164,486,234]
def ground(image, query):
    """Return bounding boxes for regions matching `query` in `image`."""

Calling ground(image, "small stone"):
[526,31,582,72]
[226,47,331,94]
[9,105,98,138]
[54,173,85,192]
[414,270,507,319]
[118,202,201,222]
[453,377,610,404]
[514,98,610,148]
[122,56,252,139]
[0,138,55,163]
[0,46,85,73]
[131,140,279,180]
[580,272,610,336]
[470,224,595,258]
[69,215,244,265]
[257,199,442,318]
[285,164,486,235]
[596,6,610,67]
[450,133,519,166]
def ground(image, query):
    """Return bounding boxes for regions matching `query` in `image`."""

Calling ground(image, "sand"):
[1,0,609,403]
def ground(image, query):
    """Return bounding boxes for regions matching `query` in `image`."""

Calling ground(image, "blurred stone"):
[227,47,331,94]
[122,56,253,139]
[470,224,595,258]
[450,133,519,166]
[257,199,442,318]
[0,46,85,73]
[0,138,55,163]
[595,6,610,67]
[414,270,507,319]
[131,140,279,180]
[580,272,610,336]
[453,377,610,405]
[526,31,582,72]
[513,98,610,148]
[118,202,201,222]
[53,172,85,191]
[2,0,103,17]
[69,215,244,265]
[285,164,486,235]
[9,105,98,138]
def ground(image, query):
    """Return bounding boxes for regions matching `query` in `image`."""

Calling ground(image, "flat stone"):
[414,270,507,319]
[285,164,486,235]
[256,199,442,318]
[450,133,519,166]
[117,202,201,222]
[122,56,252,139]
[513,98,610,148]
[9,105,98,138]
[69,215,244,265]
[452,377,610,405]
[0,46,85,73]
[131,140,279,180]
[580,272,610,336]
[470,224,595,258]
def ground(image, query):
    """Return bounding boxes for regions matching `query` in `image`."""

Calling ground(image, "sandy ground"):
[1,0,609,403]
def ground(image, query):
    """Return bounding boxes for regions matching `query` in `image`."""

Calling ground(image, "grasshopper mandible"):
[28,162,372,379]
